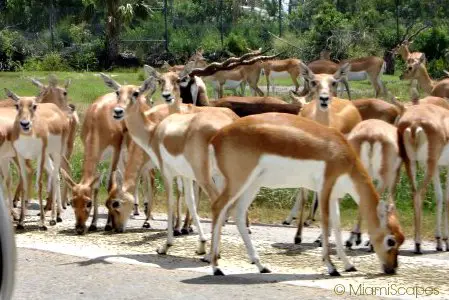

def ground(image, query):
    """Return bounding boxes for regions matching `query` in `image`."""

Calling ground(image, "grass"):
[0,69,440,240]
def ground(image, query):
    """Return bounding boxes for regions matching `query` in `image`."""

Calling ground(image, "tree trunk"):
[105,0,120,67]
[383,50,395,75]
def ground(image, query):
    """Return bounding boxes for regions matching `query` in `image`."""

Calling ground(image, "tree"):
[82,0,154,67]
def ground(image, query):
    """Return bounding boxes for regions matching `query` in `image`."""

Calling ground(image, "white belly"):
[269,71,290,79]
[348,71,367,81]
[14,135,43,159]
[159,145,195,179]
[211,80,242,90]
[257,155,326,190]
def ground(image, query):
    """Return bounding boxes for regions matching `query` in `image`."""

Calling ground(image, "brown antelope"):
[400,58,449,98]
[164,49,207,73]
[397,104,449,253]
[60,89,131,235]
[206,112,404,276]
[261,58,302,94]
[345,119,402,249]
[4,89,70,230]
[290,62,362,245]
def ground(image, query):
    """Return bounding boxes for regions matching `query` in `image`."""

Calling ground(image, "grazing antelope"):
[207,112,404,276]
[400,59,449,98]
[397,104,449,253]
[4,89,69,230]
[290,62,362,244]
[60,89,130,235]
[345,119,402,249]
[261,58,302,94]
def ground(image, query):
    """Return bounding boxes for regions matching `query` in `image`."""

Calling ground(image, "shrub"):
[225,33,248,56]
[23,52,71,71]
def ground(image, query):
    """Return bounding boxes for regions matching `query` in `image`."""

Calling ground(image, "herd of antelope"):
[2,36,449,278]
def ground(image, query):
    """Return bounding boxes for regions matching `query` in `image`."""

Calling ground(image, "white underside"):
[13,134,62,159]
[267,71,290,79]
[348,71,367,81]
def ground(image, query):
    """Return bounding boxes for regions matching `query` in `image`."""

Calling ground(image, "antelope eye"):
[115,91,120,96]
[387,238,396,247]
[14,104,19,110]
[310,80,318,87]
[408,66,412,71]
[132,91,139,98]
[63,91,67,96]
[331,81,338,87]
[112,201,120,208]
[86,201,92,208]
[32,104,37,111]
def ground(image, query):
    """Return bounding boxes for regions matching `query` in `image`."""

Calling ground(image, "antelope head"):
[105,171,134,233]
[299,61,350,111]
[4,89,39,134]
[99,73,156,121]
[371,201,405,274]
[31,75,71,109]
[399,56,425,81]
[60,169,101,235]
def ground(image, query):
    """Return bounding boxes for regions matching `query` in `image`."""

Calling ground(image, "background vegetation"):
[0,1,448,77]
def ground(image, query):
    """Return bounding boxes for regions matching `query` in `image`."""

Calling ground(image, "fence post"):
[278,0,282,37]
[164,0,169,52]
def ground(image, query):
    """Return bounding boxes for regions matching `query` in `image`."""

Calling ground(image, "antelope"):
[60,89,131,235]
[261,58,302,94]
[206,112,404,276]
[345,119,402,249]
[165,49,207,73]
[289,62,362,245]
[107,52,273,254]
[0,76,78,211]
[397,104,449,253]
[4,89,70,230]
[400,58,449,98]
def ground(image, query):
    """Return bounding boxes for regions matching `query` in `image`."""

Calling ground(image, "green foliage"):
[428,58,449,79]
[0,29,31,70]
[23,52,71,71]
[225,33,248,55]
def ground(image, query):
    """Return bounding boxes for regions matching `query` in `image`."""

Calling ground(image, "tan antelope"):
[400,58,449,98]
[345,119,403,249]
[261,58,302,94]
[164,49,207,73]
[206,112,404,276]
[397,104,449,253]
[60,89,131,235]
[4,89,70,230]
[107,52,273,254]
[289,62,362,245]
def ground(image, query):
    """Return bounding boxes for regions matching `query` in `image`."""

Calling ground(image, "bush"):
[0,29,31,70]
[23,52,71,71]
[428,58,449,79]
[225,33,248,56]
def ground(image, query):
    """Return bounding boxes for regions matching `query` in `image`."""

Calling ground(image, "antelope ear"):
[60,169,76,190]
[4,89,19,102]
[334,63,350,81]
[299,61,314,81]
[100,73,121,90]
[64,79,72,89]
[88,174,101,189]
[144,65,162,80]
[139,76,157,96]
[31,78,44,89]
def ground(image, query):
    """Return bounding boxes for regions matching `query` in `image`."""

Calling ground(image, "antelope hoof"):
[294,237,302,244]
[88,225,97,232]
[142,222,151,229]
[247,227,252,234]
[173,229,182,236]
[13,202,17,208]
[104,224,113,232]
[414,243,422,254]
[314,238,322,247]
[345,240,353,249]
[346,266,357,272]
[39,225,48,231]
[282,220,291,225]
[329,270,341,277]
[436,246,443,252]
[260,267,271,274]
[368,244,374,253]
[213,268,225,276]
[57,217,63,223]
[181,228,190,235]
[49,220,57,226]
[16,224,25,230]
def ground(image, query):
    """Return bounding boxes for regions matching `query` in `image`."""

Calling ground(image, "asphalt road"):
[11,203,449,300]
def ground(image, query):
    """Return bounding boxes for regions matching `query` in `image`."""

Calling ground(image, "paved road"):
[12,204,449,299]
